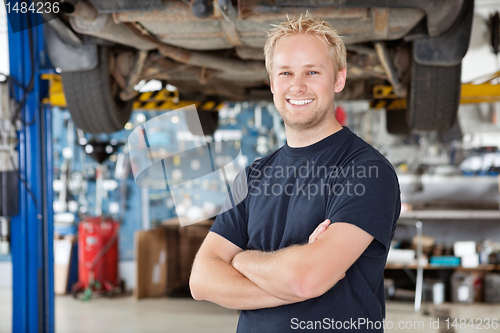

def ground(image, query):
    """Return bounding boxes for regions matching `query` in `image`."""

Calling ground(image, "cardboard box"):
[461,253,480,268]
[178,224,212,286]
[134,226,179,298]
[134,219,214,299]
[54,235,76,295]
[454,241,476,257]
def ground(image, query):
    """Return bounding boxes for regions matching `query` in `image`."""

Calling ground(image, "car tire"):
[185,110,219,136]
[386,109,411,135]
[61,47,134,133]
[407,61,462,132]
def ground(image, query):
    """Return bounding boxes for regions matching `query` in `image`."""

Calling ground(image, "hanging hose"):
[87,226,119,271]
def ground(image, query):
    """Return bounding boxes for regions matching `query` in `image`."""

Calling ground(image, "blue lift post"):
[7,6,55,333]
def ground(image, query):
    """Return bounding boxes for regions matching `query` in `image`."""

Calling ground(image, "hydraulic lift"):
[41,73,225,112]
[5,7,55,333]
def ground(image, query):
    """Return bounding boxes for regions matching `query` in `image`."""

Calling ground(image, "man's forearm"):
[230,220,333,300]
[231,245,311,301]
[232,223,368,301]
[190,253,299,310]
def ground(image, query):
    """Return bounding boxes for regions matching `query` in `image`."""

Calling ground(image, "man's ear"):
[335,67,347,93]
[269,76,274,94]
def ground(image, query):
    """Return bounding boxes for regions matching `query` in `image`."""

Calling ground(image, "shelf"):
[399,210,500,220]
[385,263,500,270]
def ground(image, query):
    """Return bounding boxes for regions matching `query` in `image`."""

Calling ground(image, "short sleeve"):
[326,160,400,254]
[209,167,249,250]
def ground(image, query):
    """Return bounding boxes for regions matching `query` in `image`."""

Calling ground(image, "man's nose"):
[290,76,306,94]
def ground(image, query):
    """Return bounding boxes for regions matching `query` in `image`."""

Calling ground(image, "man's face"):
[270,33,346,131]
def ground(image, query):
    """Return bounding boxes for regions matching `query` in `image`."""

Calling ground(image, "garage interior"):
[1,1,500,332]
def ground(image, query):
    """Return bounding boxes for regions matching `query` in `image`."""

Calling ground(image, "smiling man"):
[190,13,401,333]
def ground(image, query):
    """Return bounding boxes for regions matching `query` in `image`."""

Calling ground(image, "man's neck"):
[285,119,343,148]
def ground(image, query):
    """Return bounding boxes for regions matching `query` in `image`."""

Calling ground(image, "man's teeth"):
[288,99,313,106]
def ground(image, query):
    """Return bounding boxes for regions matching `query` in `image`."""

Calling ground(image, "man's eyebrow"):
[276,64,325,70]
[303,64,325,69]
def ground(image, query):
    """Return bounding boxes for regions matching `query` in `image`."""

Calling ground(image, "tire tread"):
[407,62,461,132]
[61,47,133,133]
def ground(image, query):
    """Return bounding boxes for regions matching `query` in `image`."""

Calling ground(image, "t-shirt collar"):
[281,127,352,158]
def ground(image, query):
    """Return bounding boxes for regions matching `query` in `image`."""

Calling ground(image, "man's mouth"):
[286,99,314,106]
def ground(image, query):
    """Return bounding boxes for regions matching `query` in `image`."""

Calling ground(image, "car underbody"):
[45,0,474,133]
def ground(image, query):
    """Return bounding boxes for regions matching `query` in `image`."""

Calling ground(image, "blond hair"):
[264,12,347,78]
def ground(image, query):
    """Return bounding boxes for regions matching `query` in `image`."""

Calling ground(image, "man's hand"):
[309,219,331,243]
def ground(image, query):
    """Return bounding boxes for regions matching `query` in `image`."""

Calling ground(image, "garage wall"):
[462,0,500,82]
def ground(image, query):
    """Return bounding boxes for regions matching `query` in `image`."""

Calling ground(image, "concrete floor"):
[1,288,500,333]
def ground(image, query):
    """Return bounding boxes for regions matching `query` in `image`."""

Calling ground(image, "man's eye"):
[308,71,318,75]
[280,72,291,75]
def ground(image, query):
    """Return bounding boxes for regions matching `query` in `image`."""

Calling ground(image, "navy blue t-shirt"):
[210,127,401,333]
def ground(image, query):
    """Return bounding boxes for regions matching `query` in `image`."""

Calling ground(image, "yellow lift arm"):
[41,73,223,111]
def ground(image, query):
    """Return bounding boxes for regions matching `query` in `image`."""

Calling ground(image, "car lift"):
[41,73,225,112]
[7,8,55,333]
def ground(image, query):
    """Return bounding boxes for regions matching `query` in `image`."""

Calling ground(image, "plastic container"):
[451,271,474,303]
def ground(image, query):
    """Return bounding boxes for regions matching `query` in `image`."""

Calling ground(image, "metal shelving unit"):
[392,210,500,312]
[400,210,500,220]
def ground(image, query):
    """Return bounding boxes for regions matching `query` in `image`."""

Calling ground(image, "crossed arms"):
[189,219,374,310]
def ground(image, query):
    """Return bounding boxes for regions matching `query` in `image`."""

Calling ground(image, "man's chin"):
[283,118,320,131]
